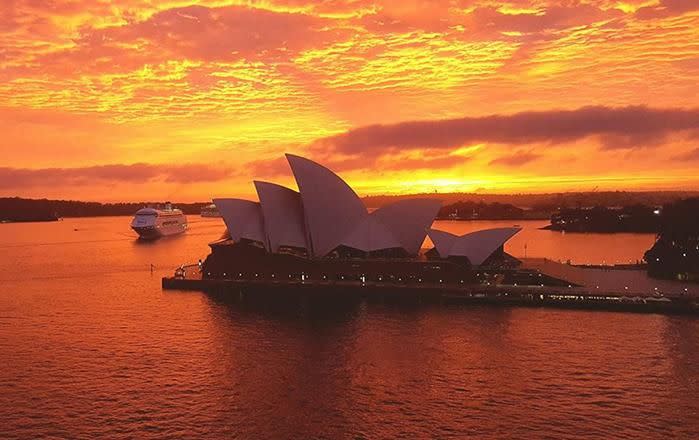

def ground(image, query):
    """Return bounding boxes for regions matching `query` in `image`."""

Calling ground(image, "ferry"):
[131,202,188,239]
[200,203,221,217]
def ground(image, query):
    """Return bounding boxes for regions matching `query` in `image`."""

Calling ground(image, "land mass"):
[2,191,698,223]
[645,198,699,282]
[436,201,548,220]
[363,190,699,210]
[0,197,209,222]
[544,205,662,233]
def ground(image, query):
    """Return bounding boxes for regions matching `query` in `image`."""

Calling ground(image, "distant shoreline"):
[0,197,210,222]
[1,218,59,224]
[435,216,550,221]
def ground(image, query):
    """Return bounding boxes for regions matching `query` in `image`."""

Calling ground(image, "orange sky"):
[1,0,698,201]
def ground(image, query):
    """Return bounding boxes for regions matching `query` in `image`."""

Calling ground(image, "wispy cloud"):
[674,147,699,161]
[489,151,541,167]
[2,1,699,198]
[0,163,236,188]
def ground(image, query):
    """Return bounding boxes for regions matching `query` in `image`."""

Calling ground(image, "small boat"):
[200,203,221,217]
[131,202,187,239]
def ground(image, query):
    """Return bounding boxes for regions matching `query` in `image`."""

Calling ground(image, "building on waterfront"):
[212,154,519,266]
[165,153,698,310]
[426,227,522,266]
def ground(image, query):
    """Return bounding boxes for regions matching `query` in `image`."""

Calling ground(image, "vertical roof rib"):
[254,181,308,252]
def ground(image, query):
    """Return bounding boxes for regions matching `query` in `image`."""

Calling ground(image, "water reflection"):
[431,220,656,264]
[658,316,699,431]
[1,216,697,439]
[190,295,699,438]
[202,294,363,438]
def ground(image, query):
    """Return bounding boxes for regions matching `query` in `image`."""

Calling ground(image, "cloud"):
[674,147,699,161]
[465,5,620,39]
[376,152,467,171]
[5,3,352,78]
[0,163,236,188]
[76,5,346,65]
[245,148,467,178]
[356,3,619,40]
[247,156,291,177]
[316,106,699,153]
[636,0,699,20]
[489,151,541,167]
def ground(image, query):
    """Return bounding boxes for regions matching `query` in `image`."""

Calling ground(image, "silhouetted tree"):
[644,198,699,281]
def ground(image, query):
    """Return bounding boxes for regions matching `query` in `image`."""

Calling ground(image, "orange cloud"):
[1,1,698,200]
[489,150,542,167]
[0,163,237,188]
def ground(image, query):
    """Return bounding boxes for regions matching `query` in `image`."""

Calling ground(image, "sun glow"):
[1,0,698,201]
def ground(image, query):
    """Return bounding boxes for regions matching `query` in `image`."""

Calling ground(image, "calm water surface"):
[1,217,697,439]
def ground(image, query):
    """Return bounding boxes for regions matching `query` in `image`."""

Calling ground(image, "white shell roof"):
[254,181,308,252]
[213,198,267,248]
[340,215,402,252]
[427,227,522,265]
[286,154,367,257]
[426,228,458,257]
[213,154,441,257]
[371,198,441,255]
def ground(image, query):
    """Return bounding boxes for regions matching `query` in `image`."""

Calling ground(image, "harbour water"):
[1,217,697,438]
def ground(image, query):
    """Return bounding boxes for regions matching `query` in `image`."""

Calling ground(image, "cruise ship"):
[131,203,188,239]
[200,203,221,217]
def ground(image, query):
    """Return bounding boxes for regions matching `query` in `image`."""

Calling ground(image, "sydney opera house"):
[201,154,527,285]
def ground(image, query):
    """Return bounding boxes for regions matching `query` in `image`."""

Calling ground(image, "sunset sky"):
[2,0,699,201]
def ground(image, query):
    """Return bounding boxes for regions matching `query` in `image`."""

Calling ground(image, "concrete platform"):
[163,263,699,315]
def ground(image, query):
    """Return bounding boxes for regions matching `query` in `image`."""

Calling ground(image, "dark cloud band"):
[317,106,699,153]
[0,163,234,188]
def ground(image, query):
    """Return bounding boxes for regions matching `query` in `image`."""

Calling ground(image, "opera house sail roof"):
[253,181,308,253]
[212,198,267,249]
[213,154,520,266]
[427,227,522,265]
[285,154,368,257]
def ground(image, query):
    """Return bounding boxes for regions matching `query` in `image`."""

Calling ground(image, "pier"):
[163,261,699,315]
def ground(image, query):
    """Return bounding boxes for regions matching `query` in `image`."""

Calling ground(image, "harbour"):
[162,154,697,316]
[3,215,698,439]
[5,2,699,437]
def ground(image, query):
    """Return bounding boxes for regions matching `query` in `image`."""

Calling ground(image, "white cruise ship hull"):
[131,208,188,240]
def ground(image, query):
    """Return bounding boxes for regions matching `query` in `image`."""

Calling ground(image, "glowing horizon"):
[2,0,699,202]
